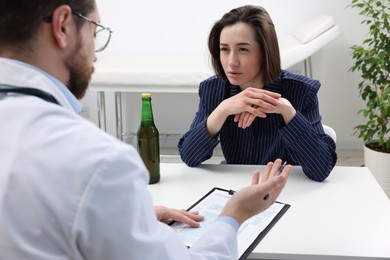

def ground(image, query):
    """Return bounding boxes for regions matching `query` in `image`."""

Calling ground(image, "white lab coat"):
[0,58,238,260]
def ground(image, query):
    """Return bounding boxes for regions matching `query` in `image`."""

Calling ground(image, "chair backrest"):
[322,124,337,143]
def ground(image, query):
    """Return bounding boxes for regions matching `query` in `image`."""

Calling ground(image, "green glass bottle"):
[137,93,160,184]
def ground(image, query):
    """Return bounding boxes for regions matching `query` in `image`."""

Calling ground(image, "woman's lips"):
[228,71,242,78]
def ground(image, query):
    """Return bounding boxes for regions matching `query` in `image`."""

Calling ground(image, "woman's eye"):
[220,47,228,52]
[239,48,249,52]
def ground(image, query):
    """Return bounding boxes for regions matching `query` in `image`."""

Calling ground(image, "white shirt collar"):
[0,58,82,114]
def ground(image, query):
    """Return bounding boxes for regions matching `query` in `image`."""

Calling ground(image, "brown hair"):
[208,5,281,85]
[0,0,95,52]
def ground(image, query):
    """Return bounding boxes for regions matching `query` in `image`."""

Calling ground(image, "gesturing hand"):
[220,159,291,225]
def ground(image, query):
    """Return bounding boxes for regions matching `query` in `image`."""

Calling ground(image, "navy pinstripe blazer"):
[178,71,337,182]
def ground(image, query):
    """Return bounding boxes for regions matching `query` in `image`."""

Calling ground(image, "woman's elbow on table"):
[304,163,334,182]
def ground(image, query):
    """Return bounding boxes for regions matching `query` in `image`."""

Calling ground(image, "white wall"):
[82,0,369,150]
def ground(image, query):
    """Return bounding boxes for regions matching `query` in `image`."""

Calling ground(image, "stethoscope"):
[0,84,59,105]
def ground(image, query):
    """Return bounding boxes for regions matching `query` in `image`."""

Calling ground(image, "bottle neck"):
[140,97,154,125]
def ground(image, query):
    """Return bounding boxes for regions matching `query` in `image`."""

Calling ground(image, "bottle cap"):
[141,93,151,98]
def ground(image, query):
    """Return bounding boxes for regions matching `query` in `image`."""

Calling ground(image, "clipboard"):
[170,187,290,260]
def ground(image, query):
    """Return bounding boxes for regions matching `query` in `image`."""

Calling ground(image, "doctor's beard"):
[66,40,94,100]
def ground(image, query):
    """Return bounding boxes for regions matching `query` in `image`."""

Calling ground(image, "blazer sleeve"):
[280,81,337,181]
[178,78,224,167]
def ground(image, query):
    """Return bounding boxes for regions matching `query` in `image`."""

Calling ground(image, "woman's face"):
[219,22,262,89]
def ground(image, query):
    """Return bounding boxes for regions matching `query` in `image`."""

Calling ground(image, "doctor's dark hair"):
[208,5,281,85]
[0,0,95,51]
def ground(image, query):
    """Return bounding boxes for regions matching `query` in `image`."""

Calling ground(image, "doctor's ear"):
[50,5,74,50]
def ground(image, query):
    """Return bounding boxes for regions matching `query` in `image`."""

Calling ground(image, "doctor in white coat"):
[0,0,291,259]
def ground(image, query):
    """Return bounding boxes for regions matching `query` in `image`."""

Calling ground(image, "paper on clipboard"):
[170,187,290,260]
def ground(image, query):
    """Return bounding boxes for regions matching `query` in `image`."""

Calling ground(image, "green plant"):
[349,0,390,153]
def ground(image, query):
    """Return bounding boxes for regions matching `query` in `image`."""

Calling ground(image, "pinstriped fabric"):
[178,71,337,181]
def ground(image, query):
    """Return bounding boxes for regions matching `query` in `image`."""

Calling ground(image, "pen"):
[263,161,287,200]
[276,161,287,176]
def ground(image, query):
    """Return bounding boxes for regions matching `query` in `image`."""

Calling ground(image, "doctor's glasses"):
[72,12,113,52]
[43,11,113,53]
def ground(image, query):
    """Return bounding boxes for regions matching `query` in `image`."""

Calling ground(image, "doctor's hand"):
[154,205,204,227]
[220,159,291,225]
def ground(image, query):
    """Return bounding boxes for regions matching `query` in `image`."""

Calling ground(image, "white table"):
[148,163,390,260]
